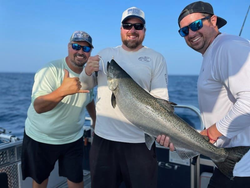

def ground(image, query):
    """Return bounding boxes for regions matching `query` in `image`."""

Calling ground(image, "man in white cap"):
[22,31,96,188]
[80,7,169,188]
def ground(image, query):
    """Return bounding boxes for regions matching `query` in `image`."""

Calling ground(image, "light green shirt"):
[25,58,94,144]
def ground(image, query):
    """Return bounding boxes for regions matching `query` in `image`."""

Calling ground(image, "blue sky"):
[1,0,249,75]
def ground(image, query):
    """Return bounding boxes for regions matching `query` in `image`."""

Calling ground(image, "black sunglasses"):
[122,23,144,30]
[71,43,91,52]
[178,16,211,37]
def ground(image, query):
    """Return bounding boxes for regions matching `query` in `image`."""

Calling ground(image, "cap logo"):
[127,8,142,17]
[73,31,89,40]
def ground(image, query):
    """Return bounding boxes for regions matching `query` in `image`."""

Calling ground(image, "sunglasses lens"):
[190,20,203,31]
[122,23,144,30]
[122,23,132,30]
[178,18,205,37]
[72,43,91,52]
[72,43,81,50]
[134,23,144,30]
[179,26,189,37]
[83,46,91,52]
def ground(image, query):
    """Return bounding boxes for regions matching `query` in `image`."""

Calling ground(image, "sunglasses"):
[71,43,91,52]
[178,16,211,37]
[122,23,144,30]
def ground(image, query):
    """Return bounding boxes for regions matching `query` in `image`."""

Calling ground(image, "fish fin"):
[213,146,250,180]
[107,61,110,69]
[111,93,116,108]
[156,99,176,113]
[144,134,155,150]
[175,147,199,160]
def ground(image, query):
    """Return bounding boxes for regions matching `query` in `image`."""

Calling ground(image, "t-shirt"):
[25,58,94,144]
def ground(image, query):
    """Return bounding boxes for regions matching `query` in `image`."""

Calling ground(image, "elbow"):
[33,100,43,114]
[34,106,43,114]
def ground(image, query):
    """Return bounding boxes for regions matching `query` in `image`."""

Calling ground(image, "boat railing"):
[174,104,204,130]
[0,127,20,144]
[156,104,214,188]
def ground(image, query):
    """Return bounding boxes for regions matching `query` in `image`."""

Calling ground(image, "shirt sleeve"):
[216,40,250,138]
[149,55,169,101]
[31,66,58,102]
[79,68,97,90]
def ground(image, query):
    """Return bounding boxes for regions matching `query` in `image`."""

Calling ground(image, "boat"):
[0,105,215,188]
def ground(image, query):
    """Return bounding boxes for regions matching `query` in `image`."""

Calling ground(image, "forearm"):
[79,68,97,90]
[33,88,64,114]
[217,95,250,138]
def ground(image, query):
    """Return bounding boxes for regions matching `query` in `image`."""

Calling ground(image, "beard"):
[72,53,88,68]
[122,32,145,49]
[123,39,141,49]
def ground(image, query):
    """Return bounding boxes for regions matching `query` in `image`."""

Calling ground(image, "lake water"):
[0,73,200,139]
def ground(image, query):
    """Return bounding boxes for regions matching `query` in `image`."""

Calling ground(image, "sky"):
[0,0,249,75]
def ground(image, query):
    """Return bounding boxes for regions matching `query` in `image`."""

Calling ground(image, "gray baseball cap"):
[69,31,94,48]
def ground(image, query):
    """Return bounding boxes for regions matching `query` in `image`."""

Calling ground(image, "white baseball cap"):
[121,7,145,24]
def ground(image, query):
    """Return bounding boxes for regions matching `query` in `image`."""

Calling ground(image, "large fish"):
[107,59,250,179]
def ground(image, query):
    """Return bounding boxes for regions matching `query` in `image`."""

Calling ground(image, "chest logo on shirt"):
[138,56,151,62]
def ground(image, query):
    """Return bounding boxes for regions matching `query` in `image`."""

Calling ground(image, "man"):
[158,1,250,187]
[80,7,169,188]
[21,31,96,188]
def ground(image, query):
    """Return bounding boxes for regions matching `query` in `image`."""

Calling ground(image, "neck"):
[122,44,144,52]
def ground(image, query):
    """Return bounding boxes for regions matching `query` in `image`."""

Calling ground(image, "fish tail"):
[213,146,250,180]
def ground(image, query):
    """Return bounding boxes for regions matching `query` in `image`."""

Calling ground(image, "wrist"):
[85,68,92,76]
[207,128,218,142]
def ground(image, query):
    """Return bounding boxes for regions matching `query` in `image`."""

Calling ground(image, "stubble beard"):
[72,53,87,68]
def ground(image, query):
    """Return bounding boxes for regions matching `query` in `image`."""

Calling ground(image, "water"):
[0,73,199,139]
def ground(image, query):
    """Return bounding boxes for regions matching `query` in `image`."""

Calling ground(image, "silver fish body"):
[107,59,250,179]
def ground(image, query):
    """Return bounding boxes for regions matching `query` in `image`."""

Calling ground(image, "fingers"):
[78,89,90,93]
[156,135,166,145]
[85,55,100,76]
[169,143,175,152]
[61,69,88,95]
[156,135,175,151]
[200,129,207,136]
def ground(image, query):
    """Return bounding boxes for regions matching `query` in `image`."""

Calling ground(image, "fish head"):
[107,59,130,91]
[107,60,120,91]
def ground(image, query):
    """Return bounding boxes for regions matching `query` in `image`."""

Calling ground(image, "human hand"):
[156,135,175,151]
[85,55,100,76]
[60,69,89,96]
[200,128,218,144]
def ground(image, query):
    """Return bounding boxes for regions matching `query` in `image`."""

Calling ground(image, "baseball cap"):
[69,31,94,48]
[121,7,145,24]
[178,1,227,29]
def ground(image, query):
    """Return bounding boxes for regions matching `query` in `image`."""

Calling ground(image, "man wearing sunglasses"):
[158,1,250,187]
[80,7,168,188]
[21,31,96,188]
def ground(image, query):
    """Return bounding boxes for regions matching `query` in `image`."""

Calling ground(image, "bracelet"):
[207,129,217,142]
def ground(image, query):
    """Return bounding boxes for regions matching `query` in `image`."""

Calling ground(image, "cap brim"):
[122,15,145,24]
[217,17,227,29]
[72,39,94,48]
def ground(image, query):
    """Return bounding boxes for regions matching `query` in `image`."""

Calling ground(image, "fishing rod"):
[239,5,250,36]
